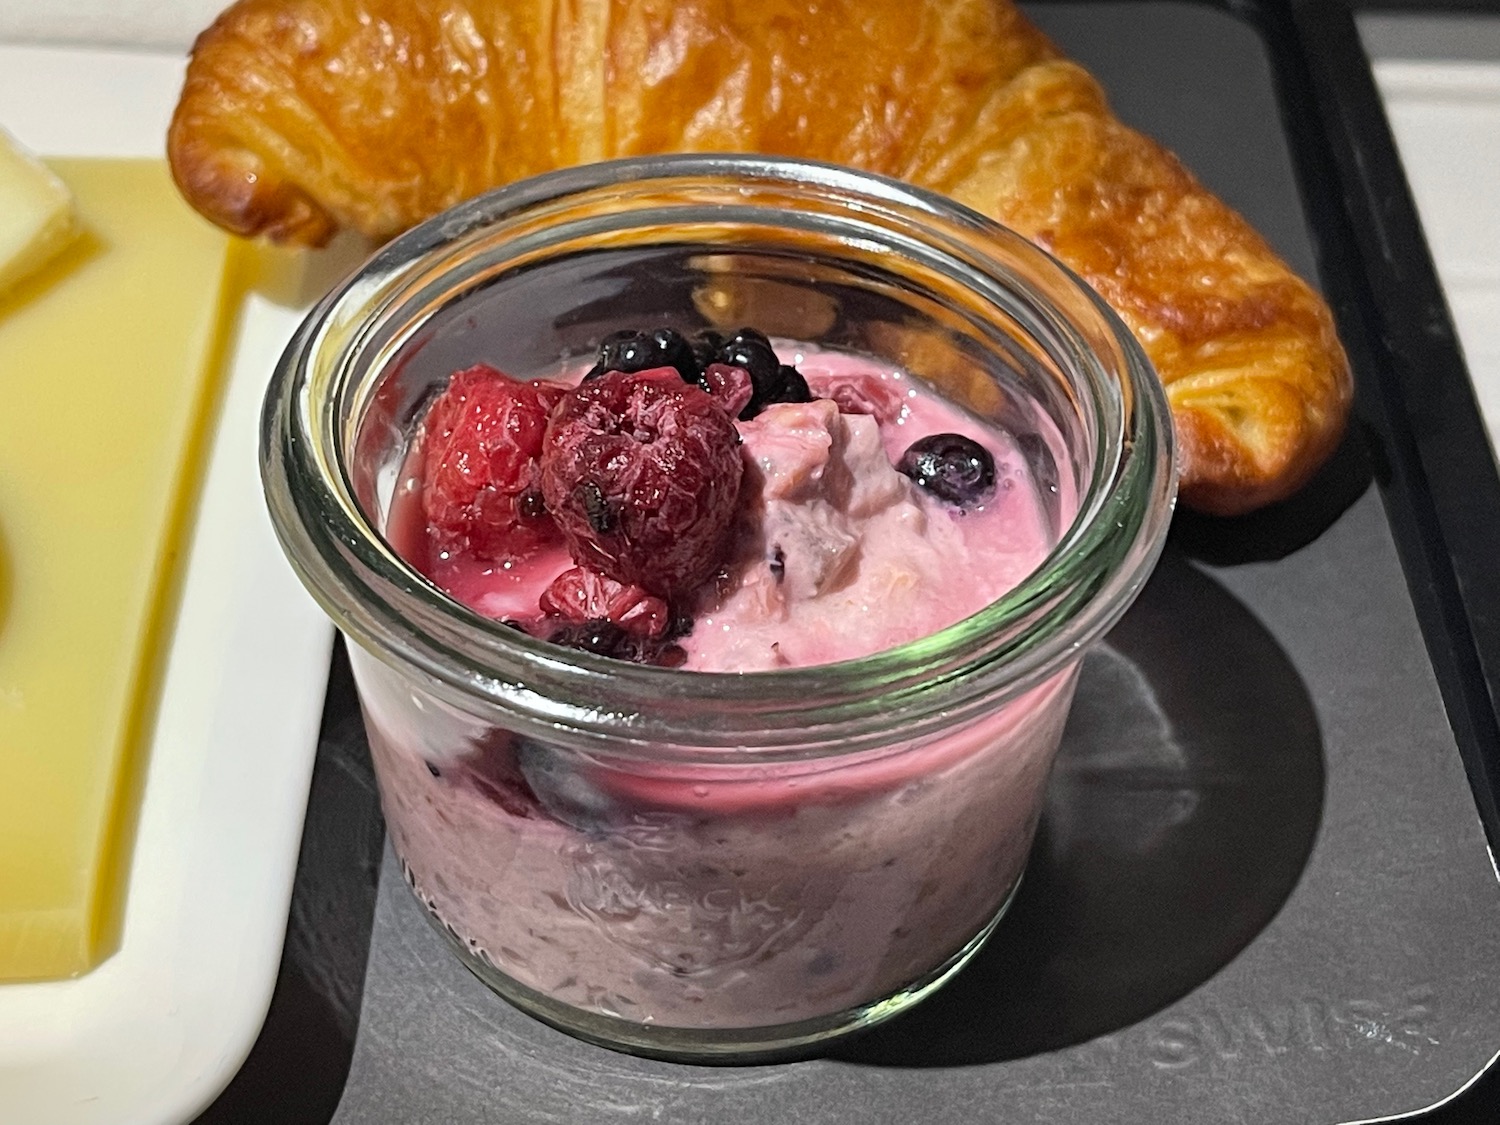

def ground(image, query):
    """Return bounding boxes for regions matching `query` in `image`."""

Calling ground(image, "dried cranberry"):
[420,364,566,561]
[539,368,744,597]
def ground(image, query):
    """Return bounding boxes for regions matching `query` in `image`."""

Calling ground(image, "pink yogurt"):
[391,352,1056,671]
[362,347,1076,1031]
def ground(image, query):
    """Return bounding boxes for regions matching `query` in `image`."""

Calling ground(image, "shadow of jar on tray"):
[832,548,1326,1068]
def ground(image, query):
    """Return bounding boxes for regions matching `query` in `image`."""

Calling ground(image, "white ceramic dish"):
[0,43,335,1125]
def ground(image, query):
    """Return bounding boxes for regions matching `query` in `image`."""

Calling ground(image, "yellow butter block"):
[0,159,240,981]
[0,127,78,299]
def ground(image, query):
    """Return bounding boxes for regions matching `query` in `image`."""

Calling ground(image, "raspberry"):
[539,567,671,638]
[539,368,744,597]
[420,364,565,561]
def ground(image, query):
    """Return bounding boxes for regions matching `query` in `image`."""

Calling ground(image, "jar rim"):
[261,154,1176,758]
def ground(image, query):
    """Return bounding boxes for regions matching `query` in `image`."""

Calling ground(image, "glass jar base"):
[419,873,1024,1066]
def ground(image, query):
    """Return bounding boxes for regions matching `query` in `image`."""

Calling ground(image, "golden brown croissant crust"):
[168,0,1352,516]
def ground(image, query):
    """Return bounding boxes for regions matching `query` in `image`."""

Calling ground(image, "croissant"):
[167,0,1352,516]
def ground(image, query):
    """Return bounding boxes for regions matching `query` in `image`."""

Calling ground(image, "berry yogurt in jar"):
[262,156,1175,1061]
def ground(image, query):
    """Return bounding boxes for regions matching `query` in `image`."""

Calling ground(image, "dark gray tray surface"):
[239,4,1500,1123]
[328,487,1500,1125]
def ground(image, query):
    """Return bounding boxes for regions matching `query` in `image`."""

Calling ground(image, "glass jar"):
[261,155,1175,1062]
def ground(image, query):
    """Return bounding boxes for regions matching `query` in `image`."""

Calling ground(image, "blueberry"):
[697,328,812,419]
[897,433,997,508]
[690,329,725,372]
[715,328,779,384]
[515,736,620,833]
[547,618,629,657]
[768,364,812,409]
[585,328,699,382]
[544,616,690,667]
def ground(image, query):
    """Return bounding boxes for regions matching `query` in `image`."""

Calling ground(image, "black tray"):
[195,2,1500,1122]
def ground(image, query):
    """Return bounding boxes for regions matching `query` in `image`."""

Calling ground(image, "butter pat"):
[0,159,238,980]
[0,127,78,299]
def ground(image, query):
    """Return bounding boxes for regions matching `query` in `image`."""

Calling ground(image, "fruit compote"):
[387,328,1055,671]
[361,326,1076,1037]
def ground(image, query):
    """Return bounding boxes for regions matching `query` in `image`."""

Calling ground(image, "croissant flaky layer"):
[168,0,1352,515]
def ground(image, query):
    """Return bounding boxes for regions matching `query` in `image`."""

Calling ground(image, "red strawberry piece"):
[421,364,566,562]
[539,368,744,597]
[539,567,671,638]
